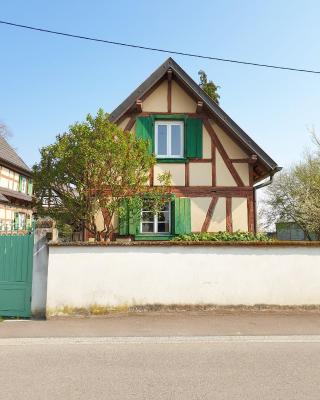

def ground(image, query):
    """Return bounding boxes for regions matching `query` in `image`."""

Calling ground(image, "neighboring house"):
[108,58,280,240]
[276,222,318,241]
[0,136,33,230]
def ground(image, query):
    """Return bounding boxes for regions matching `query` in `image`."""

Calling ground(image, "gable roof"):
[110,57,279,172]
[0,136,32,175]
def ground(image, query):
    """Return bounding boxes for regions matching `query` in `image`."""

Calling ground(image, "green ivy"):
[174,231,272,242]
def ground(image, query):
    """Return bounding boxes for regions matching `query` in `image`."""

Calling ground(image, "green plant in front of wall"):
[33,108,171,241]
[175,231,272,242]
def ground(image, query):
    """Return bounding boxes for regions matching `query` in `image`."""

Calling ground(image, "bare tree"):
[0,122,12,140]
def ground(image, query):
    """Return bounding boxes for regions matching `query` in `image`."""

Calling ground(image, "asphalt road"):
[1,337,320,400]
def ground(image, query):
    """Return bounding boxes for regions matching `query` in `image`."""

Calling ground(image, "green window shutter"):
[172,197,191,235]
[128,209,139,235]
[186,118,203,158]
[14,212,19,230]
[18,176,23,192]
[136,116,154,154]
[28,178,33,196]
[118,199,140,236]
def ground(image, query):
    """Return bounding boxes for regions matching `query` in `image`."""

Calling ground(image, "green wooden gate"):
[0,228,34,317]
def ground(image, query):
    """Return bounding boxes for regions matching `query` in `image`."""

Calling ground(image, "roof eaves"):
[109,58,172,123]
[0,157,32,176]
[0,187,32,202]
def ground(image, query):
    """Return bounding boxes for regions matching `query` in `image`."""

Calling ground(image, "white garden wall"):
[46,244,320,314]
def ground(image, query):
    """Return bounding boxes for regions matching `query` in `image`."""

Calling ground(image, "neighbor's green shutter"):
[136,116,154,154]
[186,118,202,158]
[118,199,139,235]
[172,197,191,235]
[14,212,19,230]
[18,176,23,192]
[28,178,33,196]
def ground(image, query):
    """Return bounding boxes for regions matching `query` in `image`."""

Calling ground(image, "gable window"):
[155,121,184,158]
[140,202,171,234]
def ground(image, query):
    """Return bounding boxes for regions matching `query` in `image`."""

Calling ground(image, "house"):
[108,58,280,240]
[276,222,318,241]
[0,136,33,230]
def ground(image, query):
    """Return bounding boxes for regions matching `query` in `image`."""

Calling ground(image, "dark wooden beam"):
[201,196,218,232]
[138,112,206,118]
[253,188,257,233]
[249,164,254,187]
[167,69,172,113]
[247,192,255,233]
[230,156,258,164]
[102,186,252,198]
[135,100,142,113]
[189,158,212,163]
[196,101,203,113]
[226,197,233,232]
[171,186,252,198]
[185,162,189,186]
[203,119,245,187]
[124,116,136,132]
[211,142,216,187]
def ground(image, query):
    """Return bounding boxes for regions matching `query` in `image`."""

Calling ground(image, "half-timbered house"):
[109,58,280,240]
[0,136,33,230]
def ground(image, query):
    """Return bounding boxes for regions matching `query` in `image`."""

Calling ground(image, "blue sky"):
[1,0,320,168]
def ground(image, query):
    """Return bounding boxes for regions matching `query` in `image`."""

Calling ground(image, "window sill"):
[135,234,174,241]
[156,158,187,164]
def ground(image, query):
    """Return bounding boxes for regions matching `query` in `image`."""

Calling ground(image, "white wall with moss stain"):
[46,245,320,315]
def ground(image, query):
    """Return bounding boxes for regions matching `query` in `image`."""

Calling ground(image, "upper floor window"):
[155,121,184,158]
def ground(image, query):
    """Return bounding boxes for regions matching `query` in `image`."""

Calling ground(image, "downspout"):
[253,166,282,232]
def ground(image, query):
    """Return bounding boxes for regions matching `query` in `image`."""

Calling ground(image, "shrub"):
[174,231,272,242]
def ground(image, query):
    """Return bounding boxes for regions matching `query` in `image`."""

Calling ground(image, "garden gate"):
[0,227,34,317]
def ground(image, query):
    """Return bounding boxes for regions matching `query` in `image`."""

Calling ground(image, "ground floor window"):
[14,212,27,230]
[140,202,171,234]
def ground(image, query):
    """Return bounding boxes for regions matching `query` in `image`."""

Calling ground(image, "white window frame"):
[155,121,184,158]
[18,213,26,229]
[140,202,171,234]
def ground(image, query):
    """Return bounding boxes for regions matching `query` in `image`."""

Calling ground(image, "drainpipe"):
[253,166,282,232]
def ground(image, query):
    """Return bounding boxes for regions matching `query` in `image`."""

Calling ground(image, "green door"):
[0,229,34,317]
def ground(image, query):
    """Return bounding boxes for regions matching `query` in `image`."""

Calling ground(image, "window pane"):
[157,125,167,156]
[158,211,169,223]
[171,125,182,156]
[142,223,154,233]
[157,222,170,233]
[141,211,154,222]
[160,203,169,212]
